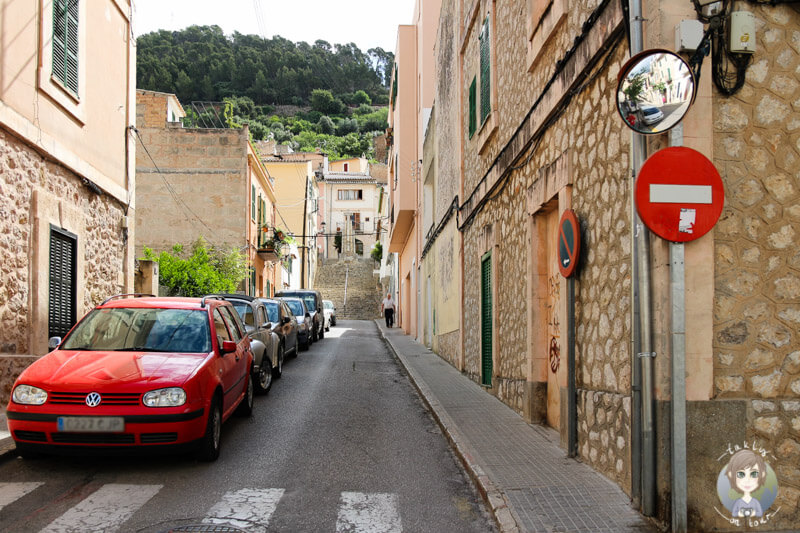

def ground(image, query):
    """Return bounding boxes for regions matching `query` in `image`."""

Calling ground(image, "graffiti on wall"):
[548,274,561,373]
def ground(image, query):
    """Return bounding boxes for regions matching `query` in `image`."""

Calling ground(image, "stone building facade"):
[419,0,799,529]
[0,0,136,404]
[135,90,280,297]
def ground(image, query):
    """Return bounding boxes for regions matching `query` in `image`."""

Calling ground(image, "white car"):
[641,105,664,125]
[323,299,336,330]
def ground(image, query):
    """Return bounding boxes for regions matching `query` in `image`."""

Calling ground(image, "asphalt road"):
[0,320,496,533]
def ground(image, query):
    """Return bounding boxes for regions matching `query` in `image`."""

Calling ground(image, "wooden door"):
[545,208,563,429]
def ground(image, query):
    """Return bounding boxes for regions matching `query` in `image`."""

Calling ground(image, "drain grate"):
[158,525,247,533]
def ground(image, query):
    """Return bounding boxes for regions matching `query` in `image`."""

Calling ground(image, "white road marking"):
[0,482,44,511]
[649,184,712,204]
[203,488,285,532]
[39,483,161,533]
[336,492,402,533]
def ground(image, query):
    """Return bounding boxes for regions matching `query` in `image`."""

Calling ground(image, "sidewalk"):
[376,320,656,533]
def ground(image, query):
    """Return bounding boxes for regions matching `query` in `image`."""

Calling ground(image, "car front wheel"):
[197,397,222,461]
[255,360,273,394]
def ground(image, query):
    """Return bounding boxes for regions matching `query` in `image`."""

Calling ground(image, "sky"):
[132,0,416,53]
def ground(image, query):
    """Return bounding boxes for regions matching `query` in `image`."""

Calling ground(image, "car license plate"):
[57,417,125,433]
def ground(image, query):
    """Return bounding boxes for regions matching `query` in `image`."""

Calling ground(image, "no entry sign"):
[635,147,724,242]
[558,209,581,278]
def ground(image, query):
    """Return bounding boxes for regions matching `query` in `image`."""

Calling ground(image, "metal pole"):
[630,0,657,516]
[567,276,577,457]
[670,243,687,532]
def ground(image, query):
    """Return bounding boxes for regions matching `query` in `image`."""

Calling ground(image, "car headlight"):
[12,385,48,405]
[143,387,186,407]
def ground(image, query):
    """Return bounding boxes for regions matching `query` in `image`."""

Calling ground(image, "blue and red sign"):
[558,209,581,278]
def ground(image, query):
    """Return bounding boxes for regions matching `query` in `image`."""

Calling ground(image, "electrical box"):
[675,20,704,52]
[730,11,756,53]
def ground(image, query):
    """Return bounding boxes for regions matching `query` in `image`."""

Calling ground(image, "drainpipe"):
[630,0,657,517]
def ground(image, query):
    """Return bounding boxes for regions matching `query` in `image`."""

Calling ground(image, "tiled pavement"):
[376,320,657,533]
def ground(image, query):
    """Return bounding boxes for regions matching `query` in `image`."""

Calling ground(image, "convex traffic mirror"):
[617,49,696,135]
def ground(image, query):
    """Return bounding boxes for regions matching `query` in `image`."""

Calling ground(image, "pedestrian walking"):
[381,293,395,328]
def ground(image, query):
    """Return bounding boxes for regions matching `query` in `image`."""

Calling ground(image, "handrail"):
[100,293,155,305]
[343,265,349,317]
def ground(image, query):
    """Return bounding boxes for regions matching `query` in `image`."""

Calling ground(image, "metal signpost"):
[635,146,725,532]
[558,209,581,458]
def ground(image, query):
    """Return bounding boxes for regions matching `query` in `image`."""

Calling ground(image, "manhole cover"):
[158,525,247,533]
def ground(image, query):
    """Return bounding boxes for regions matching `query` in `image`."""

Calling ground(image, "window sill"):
[477,113,498,155]
[527,0,569,72]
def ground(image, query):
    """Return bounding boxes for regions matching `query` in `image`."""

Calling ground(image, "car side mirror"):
[220,340,237,354]
[48,336,62,350]
[282,316,291,324]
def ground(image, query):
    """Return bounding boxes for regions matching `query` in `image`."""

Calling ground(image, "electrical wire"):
[131,126,225,246]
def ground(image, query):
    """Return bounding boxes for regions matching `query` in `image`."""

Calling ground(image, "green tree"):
[317,115,335,135]
[370,241,383,263]
[353,90,372,105]
[141,238,248,297]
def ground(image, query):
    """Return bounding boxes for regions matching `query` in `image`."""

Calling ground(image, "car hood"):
[18,350,209,389]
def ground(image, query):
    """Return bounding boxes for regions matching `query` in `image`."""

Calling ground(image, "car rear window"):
[280,292,317,311]
[231,302,255,327]
[643,107,660,116]
[285,300,305,316]
[264,302,279,323]
[61,307,212,353]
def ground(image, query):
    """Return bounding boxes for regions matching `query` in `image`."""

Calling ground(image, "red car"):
[6,295,254,461]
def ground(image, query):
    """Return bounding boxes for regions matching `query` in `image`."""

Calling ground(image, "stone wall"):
[711,4,800,527]
[0,128,129,403]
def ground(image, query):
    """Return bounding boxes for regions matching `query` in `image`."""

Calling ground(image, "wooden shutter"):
[49,226,77,339]
[480,253,493,386]
[53,0,79,94]
[251,185,256,221]
[479,16,491,124]
[468,78,477,138]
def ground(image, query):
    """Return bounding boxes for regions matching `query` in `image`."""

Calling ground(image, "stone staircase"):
[314,257,382,320]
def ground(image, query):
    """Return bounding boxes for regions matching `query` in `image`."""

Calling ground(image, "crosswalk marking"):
[0,482,403,532]
[203,487,285,532]
[0,482,43,511]
[39,483,162,533]
[336,492,402,533]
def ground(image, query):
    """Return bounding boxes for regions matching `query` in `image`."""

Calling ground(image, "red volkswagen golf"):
[6,295,254,461]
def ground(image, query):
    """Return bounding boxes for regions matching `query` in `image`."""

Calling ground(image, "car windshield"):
[281,292,316,311]
[231,302,255,327]
[61,307,212,353]
[285,300,305,316]
[643,107,660,116]
[324,301,333,309]
[264,302,279,323]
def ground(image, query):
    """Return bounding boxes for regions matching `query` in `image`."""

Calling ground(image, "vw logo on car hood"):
[85,392,102,407]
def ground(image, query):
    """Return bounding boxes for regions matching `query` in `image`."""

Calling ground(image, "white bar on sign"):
[650,184,712,204]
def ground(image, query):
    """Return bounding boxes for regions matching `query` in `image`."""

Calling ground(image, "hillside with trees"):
[136,26,392,159]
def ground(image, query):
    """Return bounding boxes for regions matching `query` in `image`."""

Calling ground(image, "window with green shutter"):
[468,78,477,138]
[251,185,256,221]
[52,0,79,95]
[479,16,491,125]
[480,252,493,386]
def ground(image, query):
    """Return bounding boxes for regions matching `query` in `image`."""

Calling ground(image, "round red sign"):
[635,147,724,242]
[558,209,581,278]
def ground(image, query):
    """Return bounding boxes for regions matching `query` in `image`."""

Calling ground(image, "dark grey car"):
[275,289,325,342]
[216,294,281,394]
[259,298,299,360]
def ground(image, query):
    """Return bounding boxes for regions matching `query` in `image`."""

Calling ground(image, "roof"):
[323,173,376,184]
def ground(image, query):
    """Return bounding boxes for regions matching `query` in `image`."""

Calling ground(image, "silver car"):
[281,297,313,351]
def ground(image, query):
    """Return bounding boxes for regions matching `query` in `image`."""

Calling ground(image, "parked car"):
[275,289,324,342]
[6,294,254,461]
[216,293,281,394]
[281,297,313,351]
[323,299,336,330]
[641,105,664,125]
[259,298,299,360]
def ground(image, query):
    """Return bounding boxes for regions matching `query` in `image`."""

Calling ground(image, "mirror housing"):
[282,316,291,325]
[48,336,62,350]
[616,49,695,135]
[220,340,237,354]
